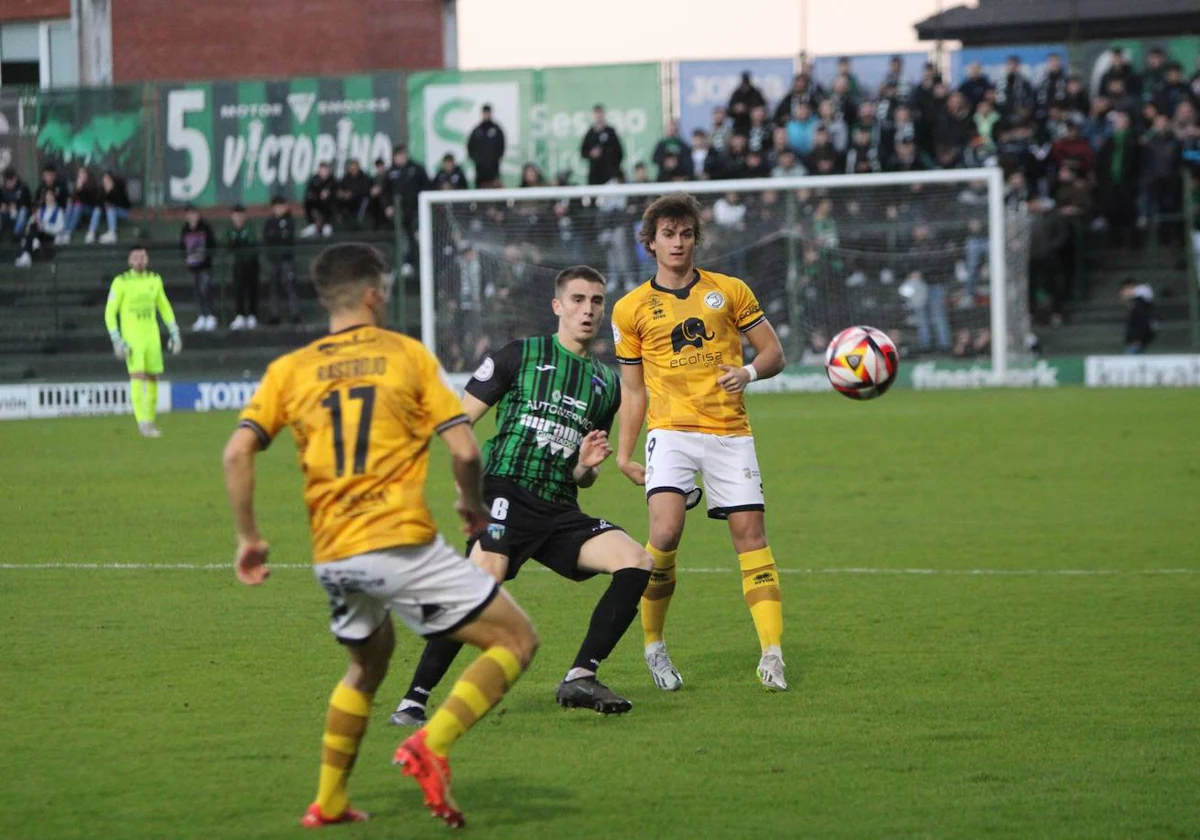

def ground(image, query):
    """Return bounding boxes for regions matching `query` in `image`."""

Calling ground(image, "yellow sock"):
[641,544,677,646]
[145,379,158,423]
[129,379,146,424]
[423,646,523,757]
[739,547,783,651]
[314,681,372,819]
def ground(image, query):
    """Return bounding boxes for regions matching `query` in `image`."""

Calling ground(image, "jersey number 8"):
[320,386,377,477]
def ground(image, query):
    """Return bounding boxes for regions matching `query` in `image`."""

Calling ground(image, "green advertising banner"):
[161,73,407,207]
[750,357,1085,393]
[28,86,147,186]
[407,63,663,186]
[1068,36,1200,97]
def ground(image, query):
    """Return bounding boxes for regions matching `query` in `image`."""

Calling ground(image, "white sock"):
[762,644,783,661]
[397,698,425,712]
[645,640,666,656]
[564,667,595,683]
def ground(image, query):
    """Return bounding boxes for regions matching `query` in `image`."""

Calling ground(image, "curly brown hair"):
[637,192,704,251]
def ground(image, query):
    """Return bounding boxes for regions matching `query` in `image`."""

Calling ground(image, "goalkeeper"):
[104,246,182,437]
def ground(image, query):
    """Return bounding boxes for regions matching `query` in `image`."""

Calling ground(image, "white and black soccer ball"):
[824,326,900,401]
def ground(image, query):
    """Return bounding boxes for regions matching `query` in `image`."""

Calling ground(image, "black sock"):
[571,567,652,673]
[402,637,465,706]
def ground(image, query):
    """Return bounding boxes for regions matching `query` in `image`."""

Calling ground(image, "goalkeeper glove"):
[167,325,183,355]
[109,330,129,360]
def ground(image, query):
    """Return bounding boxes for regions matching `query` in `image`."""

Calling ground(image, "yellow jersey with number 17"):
[237,325,468,565]
[610,268,765,436]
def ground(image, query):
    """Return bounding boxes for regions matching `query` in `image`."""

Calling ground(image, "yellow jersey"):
[611,268,765,436]
[238,325,468,564]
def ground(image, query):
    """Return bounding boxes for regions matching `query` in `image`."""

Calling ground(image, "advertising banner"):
[676,58,795,140]
[171,380,260,412]
[748,357,1084,393]
[1084,355,1200,387]
[161,73,407,207]
[30,86,146,183]
[809,52,928,97]
[407,64,662,187]
[24,381,170,419]
[0,95,17,173]
[1068,37,1200,97]
[950,44,1067,86]
[0,385,33,420]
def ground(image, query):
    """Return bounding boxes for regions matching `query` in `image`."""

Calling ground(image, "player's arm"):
[104,278,128,359]
[615,363,647,486]
[717,320,786,394]
[575,383,621,488]
[225,364,288,585]
[155,276,183,354]
[462,341,519,423]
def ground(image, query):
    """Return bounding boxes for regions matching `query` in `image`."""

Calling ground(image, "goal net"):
[418,169,1031,378]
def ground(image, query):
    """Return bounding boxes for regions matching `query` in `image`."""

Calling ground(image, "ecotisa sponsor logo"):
[910,360,1061,390]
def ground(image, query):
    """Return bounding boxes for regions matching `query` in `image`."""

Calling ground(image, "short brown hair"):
[638,192,704,249]
[554,265,607,295]
[311,243,389,311]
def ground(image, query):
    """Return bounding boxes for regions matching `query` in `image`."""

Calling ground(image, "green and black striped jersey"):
[466,335,621,506]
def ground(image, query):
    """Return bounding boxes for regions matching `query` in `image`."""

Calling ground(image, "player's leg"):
[389,543,512,727]
[703,435,786,690]
[124,343,152,435]
[554,527,652,713]
[641,430,702,690]
[141,342,164,434]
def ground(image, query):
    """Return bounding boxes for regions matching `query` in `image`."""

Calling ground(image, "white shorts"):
[313,536,499,641]
[644,429,765,520]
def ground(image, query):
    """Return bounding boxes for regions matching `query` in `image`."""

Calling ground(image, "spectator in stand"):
[1120,278,1156,353]
[1100,47,1141,100]
[85,170,131,244]
[844,126,880,173]
[711,132,749,180]
[834,57,862,99]
[0,167,32,242]
[63,167,102,243]
[772,148,807,178]
[1061,75,1090,116]
[887,138,928,172]
[906,221,952,352]
[786,101,819,156]
[973,99,1001,151]
[466,104,506,187]
[1143,48,1168,105]
[34,163,69,209]
[434,153,469,189]
[728,71,766,135]
[1083,95,1113,150]
[881,104,916,165]
[882,55,910,100]
[181,205,218,332]
[1103,77,1140,121]
[653,118,693,177]
[998,55,1036,120]
[816,99,848,153]
[910,62,942,147]
[1050,118,1095,177]
[1038,53,1069,117]
[827,76,859,128]
[1141,112,1183,242]
[713,191,748,275]
[580,105,624,185]
[302,161,335,237]
[805,127,840,173]
[1155,63,1195,119]
[334,158,372,227]
[520,162,547,187]
[774,74,819,126]
[262,195,300,325]
[958,61,994,111]
[745,106,774,155]
[656,150,688,182]
[935,92,976,152]
[14,190,65,267]
[386,145,429,274]
[367,158,392,229]
[1096,110,1141,247]
[709,106,733,154]
[1192,55,1200,100]
[767,125,790,167]
[1054,164,1093,219]
[690,129,711,179]
[226,203,260,331]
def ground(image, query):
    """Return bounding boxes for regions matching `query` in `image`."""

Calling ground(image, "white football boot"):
[757,646,787,691]
[644,641,683,691]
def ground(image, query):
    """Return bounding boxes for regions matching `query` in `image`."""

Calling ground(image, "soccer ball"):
[825,326,899,400]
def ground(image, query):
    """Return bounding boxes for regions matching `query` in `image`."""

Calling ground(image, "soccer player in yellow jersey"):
[104,247,182,437]
[611,193,789,691]
[222,243,539,829]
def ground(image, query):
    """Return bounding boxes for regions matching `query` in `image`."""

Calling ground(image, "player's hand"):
[234,537,271,585]
[167,326,183,355]
[618,459,646,486]
[577,430,613,469]
[109,330,128,360]
[717,364,752,395]
[455,498,490,538]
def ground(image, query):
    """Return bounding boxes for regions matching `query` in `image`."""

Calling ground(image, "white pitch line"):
[0,563,1196,576]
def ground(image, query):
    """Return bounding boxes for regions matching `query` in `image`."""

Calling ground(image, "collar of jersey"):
[650,268,701,299]
[330,323,373,335]
[553,334,591,362]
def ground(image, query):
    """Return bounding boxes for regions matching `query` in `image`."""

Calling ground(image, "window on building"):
[0,19,79,89]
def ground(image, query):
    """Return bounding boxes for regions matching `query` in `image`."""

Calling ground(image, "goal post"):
[418,167,1025,380]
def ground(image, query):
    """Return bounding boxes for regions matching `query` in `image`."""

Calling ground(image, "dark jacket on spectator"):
[999,72,1036,118]
[1154,83,1195,120]
[1125,285,1155,349]
[35,177,70,208]
[226,222,259,269]
[653,135,693,176]
[262,211,295,261]
[434,166,469,190]
[774,85,821,125]
[1097,130,1141,193]
[387,160,430,218]
[181,219,217,270]
[580,124,624,185]
[1,178,33,210]
[934,110,976,151]
[1100,64,1141,98]
[304,173,335,209]
[337,169,372,208]
[727,82,766,134]
[467,119,506,184]
[104,178,131,210]
[1141,128,1182,184]
[958,76,993,110]
[1038,70,1069,112]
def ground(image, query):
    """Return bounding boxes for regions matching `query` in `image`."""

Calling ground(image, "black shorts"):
[472,476,623,582]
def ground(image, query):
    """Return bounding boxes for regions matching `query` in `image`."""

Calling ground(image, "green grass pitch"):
[1,389,1198,839]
